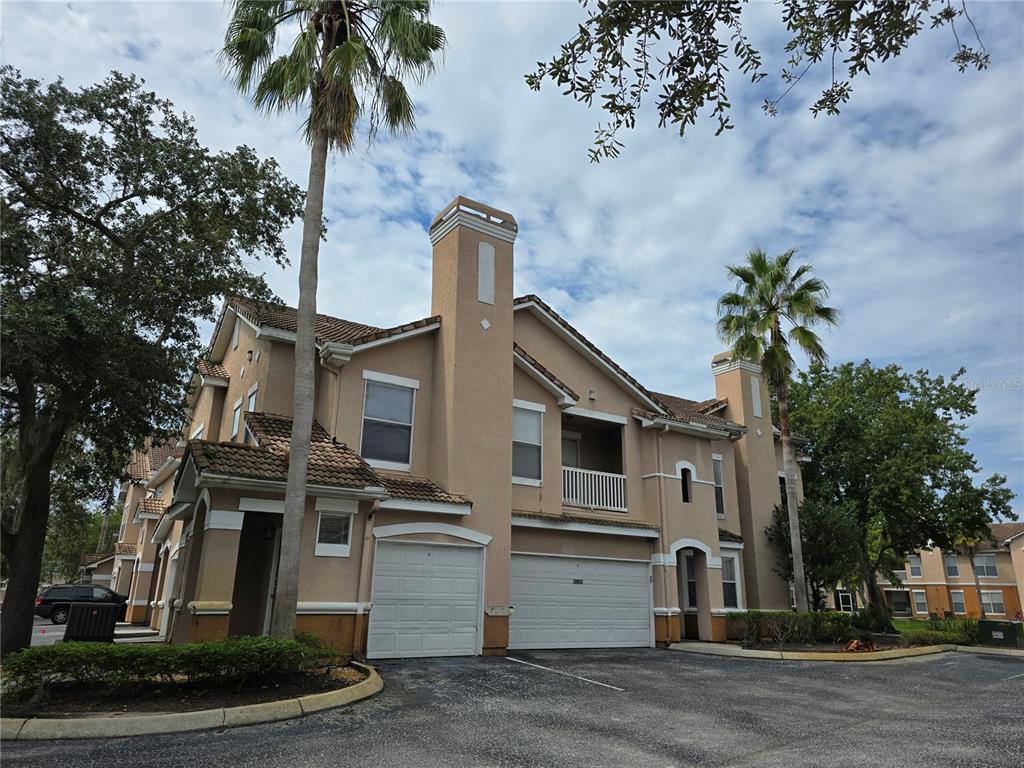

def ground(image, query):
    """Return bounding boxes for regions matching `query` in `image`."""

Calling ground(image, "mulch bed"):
[727,637,902,653]
[4,665,366,719]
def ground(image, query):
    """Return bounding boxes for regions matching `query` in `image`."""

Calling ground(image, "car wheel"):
[51,608,69,625]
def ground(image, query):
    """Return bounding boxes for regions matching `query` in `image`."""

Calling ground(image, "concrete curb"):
[0,662,382,741]
[669,642,959,662]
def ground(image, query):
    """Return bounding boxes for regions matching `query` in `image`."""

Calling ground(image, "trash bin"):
[63,602,120,642]
[977,619,1023,649]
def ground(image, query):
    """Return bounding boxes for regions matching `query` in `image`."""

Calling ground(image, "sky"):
[3,1,1022,515]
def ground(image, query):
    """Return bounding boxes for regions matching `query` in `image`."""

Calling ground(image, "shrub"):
[897,618,977,647]
[726,610,862,648]
[1,636,313,698]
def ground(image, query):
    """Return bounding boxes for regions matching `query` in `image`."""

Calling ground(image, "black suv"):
[35,584,128,625]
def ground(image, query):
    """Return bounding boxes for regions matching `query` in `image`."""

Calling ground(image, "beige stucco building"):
[114,197,803,658]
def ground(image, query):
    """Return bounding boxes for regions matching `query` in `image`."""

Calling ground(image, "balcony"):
[562,466,627,512]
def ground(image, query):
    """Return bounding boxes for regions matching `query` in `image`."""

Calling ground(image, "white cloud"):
[3,0,1021,511]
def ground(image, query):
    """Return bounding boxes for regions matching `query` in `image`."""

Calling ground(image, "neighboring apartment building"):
[833,522,1024,620]
[113,197,802,659]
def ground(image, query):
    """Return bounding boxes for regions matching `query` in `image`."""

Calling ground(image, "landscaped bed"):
[2,634,366,718]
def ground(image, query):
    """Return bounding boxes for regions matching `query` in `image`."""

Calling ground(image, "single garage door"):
[509,554,652,649]
[367,541,483,659]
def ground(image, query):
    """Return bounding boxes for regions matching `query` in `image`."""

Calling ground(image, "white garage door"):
[509,554,652,649]
[368,542,483,659]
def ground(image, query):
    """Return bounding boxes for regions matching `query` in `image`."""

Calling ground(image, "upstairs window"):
[944,554,960,578]
[973,554,997,577]
[513,402,544,484]
[681,468,693,504]
[361,375,416,470]
[712,456,725,517]
[778,475,788,510]
[230,400,242,442]
[908,554,922,577]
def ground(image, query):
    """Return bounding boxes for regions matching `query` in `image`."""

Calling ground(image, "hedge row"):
[726,610,869,648]
[896,617,978,647]
[1,636,318,697]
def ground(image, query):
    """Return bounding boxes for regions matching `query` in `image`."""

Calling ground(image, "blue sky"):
[3,1,1022,515]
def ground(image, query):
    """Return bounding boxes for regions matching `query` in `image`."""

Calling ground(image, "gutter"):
[197,472,389,501]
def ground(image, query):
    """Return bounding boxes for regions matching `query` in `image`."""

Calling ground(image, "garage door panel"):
[369,542,483,659]
[509,554,652,650]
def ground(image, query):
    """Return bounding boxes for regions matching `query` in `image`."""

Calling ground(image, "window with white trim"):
[712,456,725,517]
[950,590,966,614]
[908,554,922,577]
[943,554,959,578]
[912,590,928,614]
[314,511,352,557]
[246,384,258,413]
[190,423,205,440]
[361,378,415,469]
[230,400,242,441]
[684,555,698,608]
[973,554,997,578]
[837,591,854,613]
[721,554,740,608]
[680,468,693,504]
[512,404,543,484]
[981,590,1005,614]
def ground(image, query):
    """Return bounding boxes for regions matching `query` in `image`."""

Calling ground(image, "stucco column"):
[652,562,681,645]
[125,561,154,624]
[182,510,244,642]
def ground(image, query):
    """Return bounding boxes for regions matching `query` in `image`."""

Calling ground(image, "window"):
[190,423,205,440]
[684,555,697,608]
[230,400,242,441]
[837,591,854,613]
[912,590,928,614]
[680,468,692,504]
[721,555,739,608]
[973,554,997,578]
[751,378,762,418]
[314,511,352,557]
[981,591,1005,614]
[512,402,544,484]
[361,375,416,469]
[231,317,240,349]
[478,242,495,304]
[908,555,922,577]
[712,456,725,517]
[778,475,788,510]
[950,590,966,614]
[561,432,580,469]
[246,384,258,413]
[944,554,960,578]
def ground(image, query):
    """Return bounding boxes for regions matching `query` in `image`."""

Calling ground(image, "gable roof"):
[513,342,579,405]
[124,441,181,484]
[651,392,745,433]
[990,522,1024,545]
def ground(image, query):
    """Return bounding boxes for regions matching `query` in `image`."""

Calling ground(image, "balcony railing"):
[562,466,627,512]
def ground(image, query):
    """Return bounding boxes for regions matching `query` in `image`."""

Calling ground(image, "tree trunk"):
[966,545,986,619]
[0,436,64,656]
[270,129,329,639]
[776,386,808,613]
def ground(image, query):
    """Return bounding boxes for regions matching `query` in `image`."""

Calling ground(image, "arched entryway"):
[670,538,716,641]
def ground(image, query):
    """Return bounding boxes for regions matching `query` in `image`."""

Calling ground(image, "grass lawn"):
[891,618,926,633]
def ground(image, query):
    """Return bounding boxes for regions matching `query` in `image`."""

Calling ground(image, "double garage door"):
[509,554,653,649]
[367,545,652,658]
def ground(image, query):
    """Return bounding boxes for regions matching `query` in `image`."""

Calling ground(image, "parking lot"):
[4,648,1022,767]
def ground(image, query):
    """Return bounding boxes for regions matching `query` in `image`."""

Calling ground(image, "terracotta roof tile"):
[124,440,180,483]
[513,510,659,532]
[80,553,112,566]
[650,391,745,432]
[376,472,471,506]
[718,528,744,543]
[136,498,167,518]
[114,542,138,555]
[989,522,1024,545]
[197,358,230,380]
[513,342,579,401]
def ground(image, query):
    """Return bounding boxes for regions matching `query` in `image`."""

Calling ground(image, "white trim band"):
[373,522,492,546]
[511,515,659,539]
[296,602,372,615]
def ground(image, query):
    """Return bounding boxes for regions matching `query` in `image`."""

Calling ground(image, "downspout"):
[354,499,379,658]
[655,424,672,639]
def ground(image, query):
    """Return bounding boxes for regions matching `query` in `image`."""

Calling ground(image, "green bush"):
[897,617,978,647]
[1,636,313,698]
[726,610,860,648]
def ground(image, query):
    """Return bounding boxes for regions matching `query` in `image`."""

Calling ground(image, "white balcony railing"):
[562,466,627,512]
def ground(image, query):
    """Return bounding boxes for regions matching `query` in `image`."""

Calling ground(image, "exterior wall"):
[1011,536,1024,614]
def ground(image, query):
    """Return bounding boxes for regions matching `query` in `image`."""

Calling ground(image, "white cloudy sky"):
[3,1,1022,513]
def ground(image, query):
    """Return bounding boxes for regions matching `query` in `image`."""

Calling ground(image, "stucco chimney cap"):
[429,196,517,235]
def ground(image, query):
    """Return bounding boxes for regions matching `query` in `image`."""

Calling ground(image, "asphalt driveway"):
[4,649,1022,767]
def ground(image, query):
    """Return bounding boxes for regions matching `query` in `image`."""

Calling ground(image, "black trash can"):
[63,602,120,642]
[977,619,1023,649]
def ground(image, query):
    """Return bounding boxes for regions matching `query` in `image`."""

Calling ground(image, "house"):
[115,196,802,658]
[832,522,1024,619]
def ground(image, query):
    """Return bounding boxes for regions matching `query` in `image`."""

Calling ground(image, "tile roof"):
[990,522,1024,545]
[136,498,167,518]
[80,553,113,566]
[718,528,744,543]
[513,342,579,401]
[513,510,659,532]
[196,358,230,380]
[513,295,665,412]
[651,392,745,432]
[228,298,439,348]
[124,441,181,483]
[187,413,381,491]
[114,542,138,555]
[377,472,472,505]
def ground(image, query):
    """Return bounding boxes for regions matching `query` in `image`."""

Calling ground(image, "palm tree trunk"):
[270,128,328,639]
[966,546,986,619]
[777,385,808,613]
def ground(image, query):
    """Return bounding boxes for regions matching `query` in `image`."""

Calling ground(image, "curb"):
[669,642,1024,662]
[0,662,382,741]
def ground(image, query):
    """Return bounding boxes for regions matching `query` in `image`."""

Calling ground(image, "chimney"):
[427,197,517,652]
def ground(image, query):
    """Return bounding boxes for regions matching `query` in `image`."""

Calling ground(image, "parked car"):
[34,584,128,625]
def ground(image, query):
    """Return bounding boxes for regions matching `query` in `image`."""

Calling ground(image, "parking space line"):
[505,656,626,691]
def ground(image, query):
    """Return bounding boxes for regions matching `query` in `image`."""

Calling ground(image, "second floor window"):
[512,404,543,484]
[944,554,959,578]
[361,380,415,469]
[712,456,725,517]
[973,554,997,577]
[230,400,242,441]
[908,555,922,577]
[680,468,692,504]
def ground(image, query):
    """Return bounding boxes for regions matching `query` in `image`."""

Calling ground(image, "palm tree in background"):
[222,0,445,638]
[717,248,840,613]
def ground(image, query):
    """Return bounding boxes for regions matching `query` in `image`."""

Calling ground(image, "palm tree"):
[717,247,840,613]
[222,1,445,638]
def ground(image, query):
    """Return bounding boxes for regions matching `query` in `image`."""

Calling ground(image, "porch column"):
[183,509,244,642]
[652,561,681,645]
[125,560,155,624]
